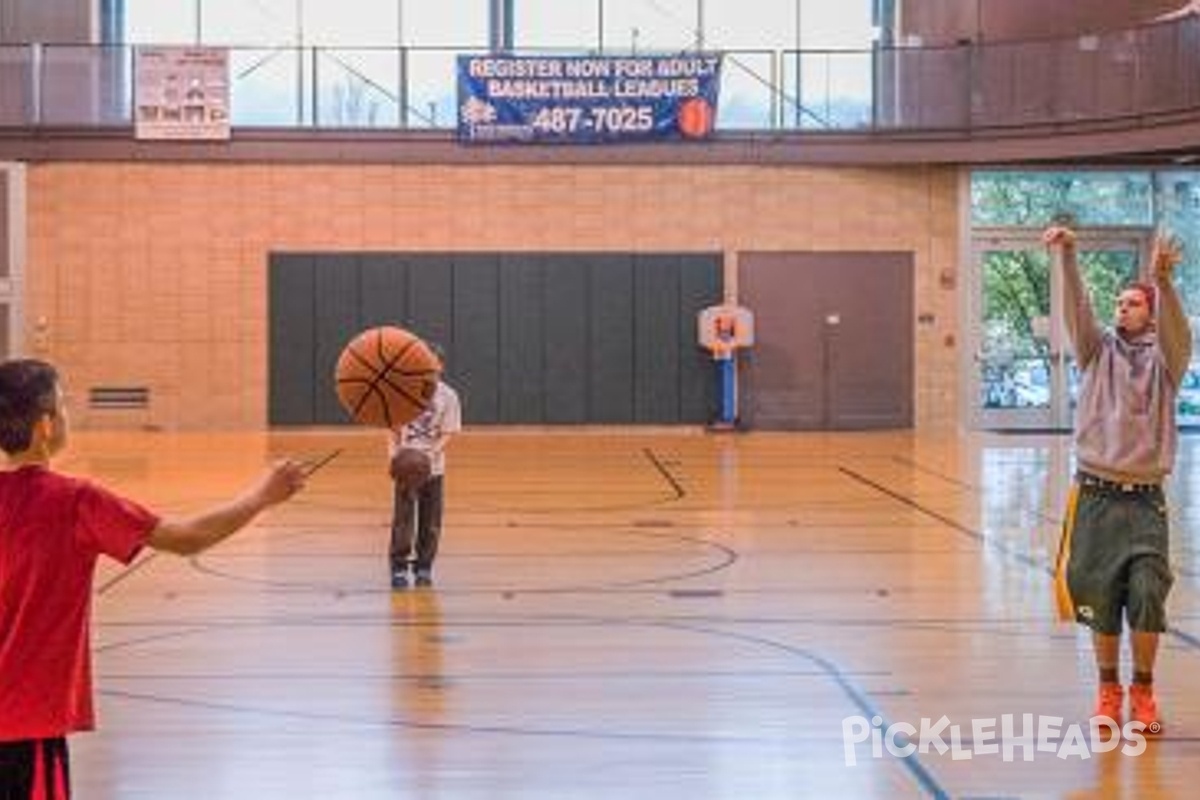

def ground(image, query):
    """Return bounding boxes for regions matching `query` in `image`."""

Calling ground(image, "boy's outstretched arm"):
[1150,233,1193,385]
[1044,225,1102,367]
[147,460,306,556]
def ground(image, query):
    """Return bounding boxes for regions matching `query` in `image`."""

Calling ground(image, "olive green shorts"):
[1056,475,1173,635]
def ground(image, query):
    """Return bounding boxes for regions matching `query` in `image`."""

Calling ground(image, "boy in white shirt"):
[388,365,461,589]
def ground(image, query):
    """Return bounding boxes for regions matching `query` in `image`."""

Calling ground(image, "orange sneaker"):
[1129,684,1163,735]
[1093,682,1124,726]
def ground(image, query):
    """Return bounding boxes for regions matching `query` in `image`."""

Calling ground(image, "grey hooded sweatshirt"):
[1061,245,1192,484]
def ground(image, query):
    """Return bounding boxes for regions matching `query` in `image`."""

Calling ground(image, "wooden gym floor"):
[54,428,1200,799]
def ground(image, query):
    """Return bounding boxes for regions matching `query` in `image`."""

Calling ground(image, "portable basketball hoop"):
[698,304,754,429]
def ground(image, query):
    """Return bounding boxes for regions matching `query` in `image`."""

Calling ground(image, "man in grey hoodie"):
[1046,225,1191,735]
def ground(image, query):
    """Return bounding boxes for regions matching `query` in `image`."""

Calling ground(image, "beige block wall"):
[22,161,963,430]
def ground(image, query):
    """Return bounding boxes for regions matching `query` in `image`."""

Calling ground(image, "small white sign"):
[135,46,230,141]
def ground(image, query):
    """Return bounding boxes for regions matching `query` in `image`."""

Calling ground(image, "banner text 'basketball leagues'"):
[457,54,721,143]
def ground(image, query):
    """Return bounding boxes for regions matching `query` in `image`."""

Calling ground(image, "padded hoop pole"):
[718,352,736,425]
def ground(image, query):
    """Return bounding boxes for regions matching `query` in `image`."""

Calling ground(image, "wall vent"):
[88,386,150,410]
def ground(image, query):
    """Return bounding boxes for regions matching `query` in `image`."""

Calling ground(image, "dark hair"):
[1124,282,1157,314]
[0,359,59,454]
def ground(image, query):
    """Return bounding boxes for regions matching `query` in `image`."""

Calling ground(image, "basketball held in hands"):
[390,447,432,493]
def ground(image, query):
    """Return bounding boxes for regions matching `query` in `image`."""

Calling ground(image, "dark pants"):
[390,475,444,573]
[1062,476,1173,634]
[0,738,70,800]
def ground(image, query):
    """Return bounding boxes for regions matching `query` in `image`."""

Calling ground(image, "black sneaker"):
[414,569,433,587]
[390,570,409,590]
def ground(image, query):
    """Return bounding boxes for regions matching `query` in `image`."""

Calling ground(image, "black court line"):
[92,617,932,766]
[97,551,160,596]
[890,455,977,490]
[91,610,1088,631]
[98,687,774,746]
[191,445,725,596]
[643,447,686,500]
[579,529,739,589]
[892,455,1200,580]
[99,667,895,681]
[95,625,217,653]
[891,454,1064,526]
[839,465,1200,657]
[281,491,686,515]
[299,448,342,478]
[95,617,947,799]
[838,466,1046,571]
[186,526,738,596]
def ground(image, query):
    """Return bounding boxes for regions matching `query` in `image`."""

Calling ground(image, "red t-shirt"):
[0,465,159,741]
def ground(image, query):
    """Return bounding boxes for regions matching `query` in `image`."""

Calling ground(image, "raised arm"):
[1044,225,1103,367]
[1151,233,1193,385]
[147,460,306,556]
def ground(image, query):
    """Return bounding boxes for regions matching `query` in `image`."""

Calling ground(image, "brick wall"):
[23,161,962,430]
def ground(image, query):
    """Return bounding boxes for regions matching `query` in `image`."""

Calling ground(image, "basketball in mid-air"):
[334,326,441,429]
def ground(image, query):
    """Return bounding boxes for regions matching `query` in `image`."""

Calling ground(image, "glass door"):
[971,227,1148,430]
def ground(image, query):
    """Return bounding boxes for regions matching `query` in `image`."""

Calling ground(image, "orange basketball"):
[390,447,432,493]
[677,97,714,139]
[335,326,441,429]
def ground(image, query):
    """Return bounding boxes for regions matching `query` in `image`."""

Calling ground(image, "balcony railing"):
[1,13,1197,133]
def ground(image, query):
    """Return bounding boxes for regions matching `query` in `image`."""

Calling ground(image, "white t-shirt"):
[388,381,462,476]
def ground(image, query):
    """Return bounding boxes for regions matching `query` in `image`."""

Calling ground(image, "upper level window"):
[603,0,698,53]
[123,0,874,51]
[707,0,795,50]
[796,0,873,49]
[707,0,875,52]
[123,0,487,48]
[515,0,601,50]
[404,0,488,47]
[199,0,298,46]
[125,0,198,44]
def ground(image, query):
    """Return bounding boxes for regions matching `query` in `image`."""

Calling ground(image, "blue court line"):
[838,465,1200,656]
[656,620,951,800]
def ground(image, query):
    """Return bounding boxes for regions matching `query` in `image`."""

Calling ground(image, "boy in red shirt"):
[0,359,306,798]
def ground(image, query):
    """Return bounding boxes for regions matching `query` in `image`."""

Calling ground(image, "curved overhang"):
[894,0,1195,46]
[1,106,1197,167]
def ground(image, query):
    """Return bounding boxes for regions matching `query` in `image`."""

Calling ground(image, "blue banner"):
[457,54,722,144]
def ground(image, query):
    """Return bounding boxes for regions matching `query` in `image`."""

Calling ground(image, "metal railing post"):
[770,50,778,130]
[311,47,320,127]
[398,46,408,128]
[30,43,43,126]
